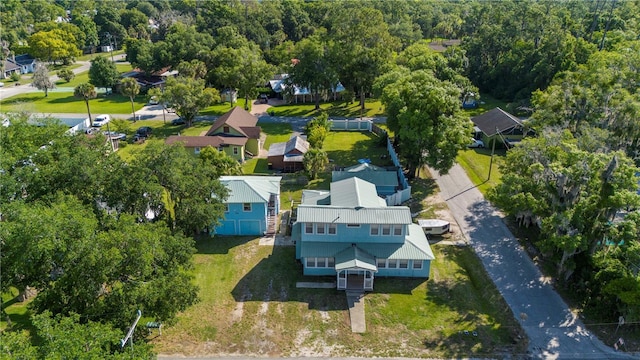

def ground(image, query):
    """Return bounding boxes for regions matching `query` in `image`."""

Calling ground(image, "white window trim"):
[224,204,229,212]
[393,225,402,236]
[382,224,391,236]
[306,257,334,268]
[243,203,251,212]
[305,223,313,234]
[316,223,326,234]
[412,260,423,270]
[328,223,337,235]
[370,224,379,236]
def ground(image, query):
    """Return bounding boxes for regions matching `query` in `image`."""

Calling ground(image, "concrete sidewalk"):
[346,291,366,333]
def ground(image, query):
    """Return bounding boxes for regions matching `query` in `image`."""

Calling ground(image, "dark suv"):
[134,126,152,141]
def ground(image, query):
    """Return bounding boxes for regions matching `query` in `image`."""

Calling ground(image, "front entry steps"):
[346,291,366,333]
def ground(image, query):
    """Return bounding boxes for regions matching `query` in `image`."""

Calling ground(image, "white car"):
[468,138,485,148]
[92,114,111,127]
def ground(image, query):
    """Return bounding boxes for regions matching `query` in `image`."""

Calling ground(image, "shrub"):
[58,69,75,82]
[10,72,21,82]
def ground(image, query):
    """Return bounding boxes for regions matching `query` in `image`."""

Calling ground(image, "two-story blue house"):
[213,176,282,236]
[293,177,434,291]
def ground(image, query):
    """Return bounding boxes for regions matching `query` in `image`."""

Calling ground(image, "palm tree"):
[120,77,140,122]
[303,148,329,180]
[74,83,97,125]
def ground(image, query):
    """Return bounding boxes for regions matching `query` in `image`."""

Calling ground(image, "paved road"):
[0,53,126,101]
[430,164,635,359]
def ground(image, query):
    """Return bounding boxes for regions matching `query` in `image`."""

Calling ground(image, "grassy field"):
[269,99,385,118]
[455,148,506,195]
[1,91,148,115]
[53,63,133,88]
[152,236,525,358]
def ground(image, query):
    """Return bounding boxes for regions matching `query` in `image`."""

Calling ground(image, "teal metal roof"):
[301,190,330,205]
[332,171,399,187]
[330,177,386,207]
[297,206,412,224]
[335,246,377,271]
[299,225,433,260]
[220,176,281,203]
[343,163,387,172]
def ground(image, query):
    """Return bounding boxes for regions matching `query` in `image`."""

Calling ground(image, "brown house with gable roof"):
[165,106,261,162]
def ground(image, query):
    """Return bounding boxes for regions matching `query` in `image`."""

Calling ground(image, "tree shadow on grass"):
[230,246,348,311]
[195,235,255,255]
[422,246,527,357]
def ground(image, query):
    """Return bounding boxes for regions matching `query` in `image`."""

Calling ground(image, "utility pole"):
[105,33,115,63]
[487,127,498,181]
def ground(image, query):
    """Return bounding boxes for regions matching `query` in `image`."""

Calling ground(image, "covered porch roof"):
[335,246,377,272]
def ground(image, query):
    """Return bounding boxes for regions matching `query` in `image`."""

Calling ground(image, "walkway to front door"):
[346,290,366,333]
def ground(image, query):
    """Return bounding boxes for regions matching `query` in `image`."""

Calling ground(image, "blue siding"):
[377,260,431,278]
[216,220,236,235]
[303,267,335,276]
[213,202,267,235]
[301,223,405,244]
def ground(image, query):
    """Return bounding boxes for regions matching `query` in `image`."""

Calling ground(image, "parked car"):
[164,104,176,113]
[102,131,126,140]
[92,114,111,127]
[258,94,269,104]
[134,126,153,141]
[171,117,185,125]
[468,138,485,148]
[148,96,159,105]
[85,127,99,135]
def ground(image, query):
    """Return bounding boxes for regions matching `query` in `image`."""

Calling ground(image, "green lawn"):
[456,148,506,195]
[0,91,147,115]
[463,94,510,117]
[201,100,251,115]
[54,63,133,88]
[269,99,385,118]
[151,236,524,358]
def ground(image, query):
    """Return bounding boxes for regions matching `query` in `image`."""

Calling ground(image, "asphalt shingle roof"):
[471,107,523,136]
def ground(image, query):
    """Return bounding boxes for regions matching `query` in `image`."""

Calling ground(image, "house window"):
[233,147,239,155]
[393,225,402,236]
[224,204,229,212]
[346,224,360,228]
[306,257,334,268]
[412,260,423,270]
[388,259,398,268]
[316,223,326,234]
[223,126,230,133]
[328,223,337,235]
[305,223,313,234]
[399,259,409,269]
[194,147,201,154]
[382,224,391,235]
[306,257,316,268]
[376,258,387,268]
[243,203,251,212]
[370,225,379,235]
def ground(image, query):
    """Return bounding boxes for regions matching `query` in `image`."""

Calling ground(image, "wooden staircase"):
[265,213,277,236]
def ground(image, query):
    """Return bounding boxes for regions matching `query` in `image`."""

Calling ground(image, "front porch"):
[337,269,375,291]
[335,245,377,291]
